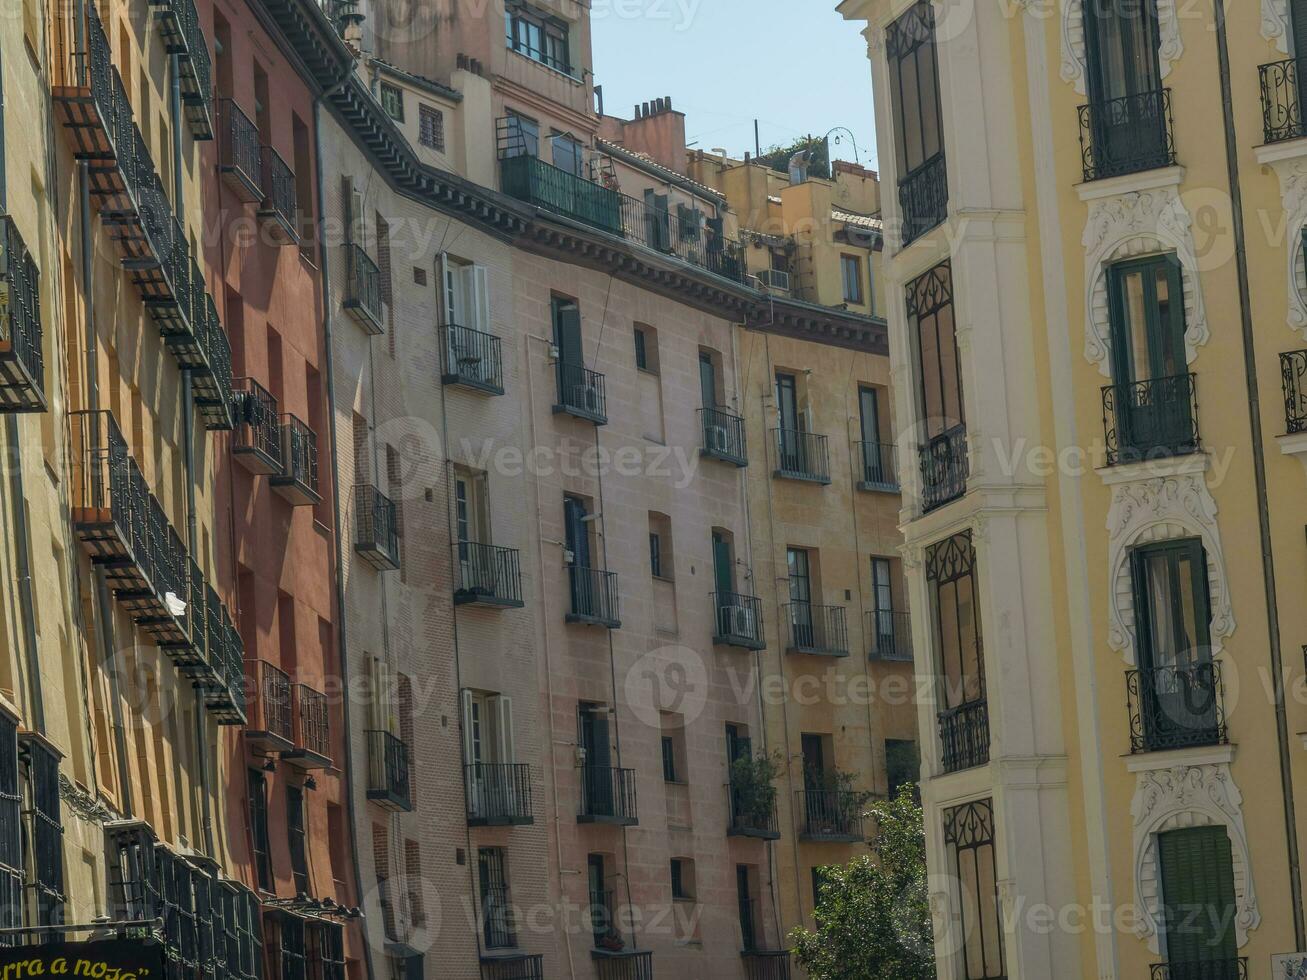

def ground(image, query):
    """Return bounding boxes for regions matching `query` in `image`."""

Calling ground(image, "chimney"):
[619,96,689,175]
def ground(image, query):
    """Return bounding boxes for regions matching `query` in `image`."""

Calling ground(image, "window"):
[885,739,920,798]
[1157,826,1237,968]
[461,690,514,766]
[478,848,516,949]
[506,2,572,74]
[927,532,988,772]
[633,327,649,370]
[841,254,864,304]
[648,513,672,580]
[649,533,662,577]
[909,262,963,437]
[886,0,947,242]
[660,713,686,784]
[20,733,64,936]
[736,866,758,951]
[454,469,490,551]
[670,858,695,900]
[943,799,1005,979]
[248,769,272,892]
[810,866,830,909]
[551,132,585,176]
[418,104,445,151]
[502,111,539,158]
[379,82,404,122]
[633,324,659,373]
[288,785,308,896]
[661,736,677,782]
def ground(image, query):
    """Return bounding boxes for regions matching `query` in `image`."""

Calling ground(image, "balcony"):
[179,289,234,432]
[0,215,46,411]
[283,684,331,769]
[1101,373,1199,466]
[365,730,412,811]
[700,407,747,466]
[591,951,654,980]
[231,377,283,474]
[52,1,117,160]
[147,0,212,139]
[190,580,247,725]
[728,779,780,840]
[566,567,620,628]
[1149,961,1247,980]
[772,428,830,483]
[1127,662,1228,754]
[784,602,848,657]
[342,243,384,335]
[455,542,524,608]
[270,415,321,506]
[553,362,608,425]
[1282,350,1307,433]
[741,951,792,980]
[713,593,765,650]
[867,609,913,663]
[578,766,638,826]
[1261,58,1306,143]
[898,152,947,246]
[617,192,747,281]
[355,485,401,571]
[257,145,297,245]
[442,323,505,394]
[245,660,294,752]
[939,699,990,773]
[919,423,968,512]
[481,881,518,950]
[1077,89,1175,182]
[465,762,534,826]
[795,789,867,843]
[480,955,544,980]
[501,152,624,233]
[218,99,263,203]
[857,441,899,492]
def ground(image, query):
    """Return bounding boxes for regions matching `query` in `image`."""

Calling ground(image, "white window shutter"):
[460,689,475,765]
[471,265,491,333]
[495,695,515,764]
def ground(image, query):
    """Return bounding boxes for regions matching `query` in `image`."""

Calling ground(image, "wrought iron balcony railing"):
[784,602,848,656]
[554,361,608,424]
[365,730,412,811]
[566,566,621,627]
[700,407,747,466]
[218,99,263,203]
[245,660,293,750]
[500,152,623,233]
[52,0,117,159]
[713,592,765,650]
[257,145,297,245]
[1077,89,1176,182]
[741,950,792,980]
[728,779,780,840]
[232,377,283,474]
[481,883,518,949]
[772,428,830,483]
[867,609,913,663]
[578,765,638,825]
[1261,57,1306,143]
[270,414,321,506]
[480,955,544,980]
[796,789,867,842]
[1101,373,1199,466]
[592,951,654,980]
[442,323,504,394]
[919,423,968,511]
[939,698,990,773]
[465,762,534,826]
[616,193,747,281]
[342,242,384,335]
[857,440,899,491]
[1149,960,1248,980]
[285,683,331,769]
[898,152,948,246]
[1127,662,1228,754]
[0,214,46,411]
[455,541,524,607]
[1282,349,1307,434]
[355,485,400,571]
[147,0,212,139]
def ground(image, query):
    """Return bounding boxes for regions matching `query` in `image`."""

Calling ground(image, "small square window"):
[380,82,404,122]
[670,858,694,900]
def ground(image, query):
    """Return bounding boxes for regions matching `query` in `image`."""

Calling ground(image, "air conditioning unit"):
[758,269,791,292]
[706,425,730,453]
[577,383,602,413]
[731,605,756,637]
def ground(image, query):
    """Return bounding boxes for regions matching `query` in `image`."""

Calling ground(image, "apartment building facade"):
[840,0,1307,975]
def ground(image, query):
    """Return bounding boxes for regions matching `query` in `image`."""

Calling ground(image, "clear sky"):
[590,0,880,172]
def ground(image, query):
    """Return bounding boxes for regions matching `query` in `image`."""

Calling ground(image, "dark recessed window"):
[419,104,445,151]
[380,82,404,122]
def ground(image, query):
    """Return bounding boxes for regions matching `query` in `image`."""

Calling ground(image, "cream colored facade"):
[839,0,1307,975]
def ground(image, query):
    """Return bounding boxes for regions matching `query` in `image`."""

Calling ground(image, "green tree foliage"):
[788,786,936,980]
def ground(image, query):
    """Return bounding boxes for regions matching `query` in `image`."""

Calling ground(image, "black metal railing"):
[1102,373,1199,466]
[0,214,45,410]
[555,361,608,423]
[480,956,544,980]
[292,684,330,763]
[258,145,297,241]
[481,883,517,949]
[713,592,765,649]
[500,152,624,233]
[593,952,654,980]
[589,887,620,947]
[271,414,321,504]
[355,485,400,571]
[246,660,293,745]
[455,541,524,607]
[1282,350,1307,433]
[616,192,746,280]
[567,566,620,627]
[742,950,792,980]
[784,602,848,656]
[728,779,780,839]
[796,789,866,841]
[772,428,830,482]
[218,99,262,200]
[1261,58,1306,143]
[898,152,948,246]
[1127,662,1228,753]
[1149,960,1248,980]
[867,609,913,662]
[919,423,968,511]
[1077,89,1176,182]
[578,766,638,824]
[231,377,282,473]
[465,763,534,825]
[343,243,383,334]
[858,441,898,489]
[939,699,990,773]
[700,407,747,465]
[442,323,505,393]
[149,0,212,138]
[365,730,412,811]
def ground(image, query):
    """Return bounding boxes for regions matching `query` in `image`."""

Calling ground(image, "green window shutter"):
[1158,826,1237,965]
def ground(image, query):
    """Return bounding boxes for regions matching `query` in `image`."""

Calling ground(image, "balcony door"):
[872,557,896,653]
[564,494,595,617]
[700,352,718,409]
[1084,0,1165,170]
[477,848,512,949]
[588,854,608,946]
[787,547,814,648]
[1132,539,1217,748]
[775,372,805,472]
[456,470,493,595]
[463,691,515,818]
[553,297,585,405]
[927,533,987,771]
[736,866,756,952]
[1107,255,1193,457]
[579,703,613,816]
[859,386,886,484]
[1158,827,1238,970]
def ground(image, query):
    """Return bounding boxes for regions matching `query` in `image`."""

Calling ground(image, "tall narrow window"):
[0,717,20,940]
[927,532,987,772]
[943,799,1005,979]
[886,0,947,243]
[841,254,864,304]
[419,105,445,151]
[248,769,272,892]
[909,262,967,509]
[1157,826,1237,968]
[478,848,515,949]
[287,785,308,897]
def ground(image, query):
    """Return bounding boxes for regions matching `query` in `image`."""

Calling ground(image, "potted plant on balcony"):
[730,751,782,831]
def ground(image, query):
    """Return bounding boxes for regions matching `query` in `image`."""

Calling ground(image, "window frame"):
[379,82,404,123]
[841,253,864,304]
[248,769,272,893]
[418,104,445,152]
